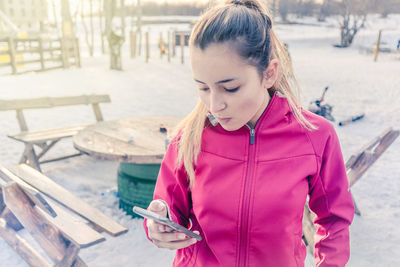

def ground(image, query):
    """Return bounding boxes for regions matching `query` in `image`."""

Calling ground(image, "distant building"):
[0,0,48,33]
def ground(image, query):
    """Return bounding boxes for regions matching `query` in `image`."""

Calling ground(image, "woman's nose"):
[210,92,226,113]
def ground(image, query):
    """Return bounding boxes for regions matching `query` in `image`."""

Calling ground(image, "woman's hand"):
[146,200,199,250]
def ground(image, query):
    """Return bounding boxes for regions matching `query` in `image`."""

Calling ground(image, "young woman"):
[143,0,355,266]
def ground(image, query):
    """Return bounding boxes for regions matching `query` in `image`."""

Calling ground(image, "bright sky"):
[51,0,210,12]
[148,0,209,3]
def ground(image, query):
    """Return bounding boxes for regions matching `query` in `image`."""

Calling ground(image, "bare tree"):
[105,0,123,70]
[61,0,73,37]
[50,0,59,35]
[81,0,95,56]
[99,0,106,54]
[272,0,277,21]
[295,0,317,18]
[337,0,368,47]
[370,0,400,18]
[279,0,295,22]
[318,0,330,22]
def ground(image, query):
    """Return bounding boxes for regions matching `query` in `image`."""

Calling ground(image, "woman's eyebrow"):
[194,78,236,84]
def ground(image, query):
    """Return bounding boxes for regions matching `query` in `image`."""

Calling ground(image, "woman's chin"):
[219,122,242,132]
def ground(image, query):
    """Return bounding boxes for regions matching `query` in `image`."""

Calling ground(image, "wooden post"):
[8,37,17,75]
[16,110,28,132]
[74,37,81,67]
[38,38,45,71]
[59,38,66,68]
[130,30,136,58]
[137,30,142,56]
[145,32,149,63]
[159,32,163,58]
[374,29,382,62]
[172,31,176,57]
[180,33,184,64]
[167,31,171,63]
[92,103,104,121]
[62,38,70,68]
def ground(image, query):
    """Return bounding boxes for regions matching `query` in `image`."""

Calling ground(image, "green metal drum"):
[118,162,161,218]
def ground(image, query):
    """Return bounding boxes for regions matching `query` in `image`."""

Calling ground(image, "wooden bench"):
[0,164,128,266]
[0,95,111,171]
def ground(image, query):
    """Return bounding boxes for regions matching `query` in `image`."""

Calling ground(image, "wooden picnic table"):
[72,116,183,217]
[73,116,182,164]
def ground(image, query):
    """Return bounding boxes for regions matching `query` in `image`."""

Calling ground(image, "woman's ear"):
[262,59,279,89]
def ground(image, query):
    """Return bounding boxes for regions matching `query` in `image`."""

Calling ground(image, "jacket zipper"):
[238,124,256,267]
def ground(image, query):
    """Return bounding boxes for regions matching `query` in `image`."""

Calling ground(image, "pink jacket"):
[144,92,355,267]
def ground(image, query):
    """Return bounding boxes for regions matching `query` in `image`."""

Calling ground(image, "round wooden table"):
[73,116,182,217]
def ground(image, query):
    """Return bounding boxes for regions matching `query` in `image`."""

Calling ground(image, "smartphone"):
[132,206,202,241]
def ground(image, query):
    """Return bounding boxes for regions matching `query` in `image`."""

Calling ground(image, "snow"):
[0,14,399,266]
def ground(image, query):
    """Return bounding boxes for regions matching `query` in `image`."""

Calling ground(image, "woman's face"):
[190,42,275,131]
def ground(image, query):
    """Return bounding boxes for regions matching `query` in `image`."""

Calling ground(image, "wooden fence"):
[130,30,190,64]
[0,37,80,75]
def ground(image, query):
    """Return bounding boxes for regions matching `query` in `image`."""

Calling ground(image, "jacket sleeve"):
[308,127,355,267]
[143,138,192,239]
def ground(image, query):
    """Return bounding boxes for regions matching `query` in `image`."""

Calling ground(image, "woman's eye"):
[199,87,209,91]
[224,87,240,93]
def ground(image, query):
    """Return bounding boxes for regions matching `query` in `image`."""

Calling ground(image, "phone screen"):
[132,206,202,241]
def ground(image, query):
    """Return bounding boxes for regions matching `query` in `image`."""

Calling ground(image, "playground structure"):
[0,9,80,75]
[129,28,191,65]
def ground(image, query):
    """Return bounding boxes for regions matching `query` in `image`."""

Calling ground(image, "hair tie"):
[231,0,245,6]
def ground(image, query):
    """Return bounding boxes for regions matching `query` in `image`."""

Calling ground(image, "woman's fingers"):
[147,200,167,217]
[153,237,198,250]
[145,200,200,250]
[149,230,190,243]
[147,220,174,235]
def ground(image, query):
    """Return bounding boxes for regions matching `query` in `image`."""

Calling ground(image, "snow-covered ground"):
[0,14,399,266]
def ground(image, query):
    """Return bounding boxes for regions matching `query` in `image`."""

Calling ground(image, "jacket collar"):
[211,91,291,135]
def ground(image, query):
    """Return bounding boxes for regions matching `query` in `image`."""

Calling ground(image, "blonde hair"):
[171,0,316,188]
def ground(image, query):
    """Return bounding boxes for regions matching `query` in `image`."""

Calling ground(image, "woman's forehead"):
[190,43,249,71]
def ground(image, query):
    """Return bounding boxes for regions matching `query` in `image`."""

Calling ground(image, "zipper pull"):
[250,128,255,145]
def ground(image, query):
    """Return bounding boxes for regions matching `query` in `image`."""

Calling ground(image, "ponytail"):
[269,29,317,131]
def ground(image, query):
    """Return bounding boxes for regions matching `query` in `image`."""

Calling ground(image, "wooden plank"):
[1,167,106,248]
[0,206,24,231]
[0,167,56,217]
[3,183,77,263]
[0,94,111,111]
[9,164,128,237]
[8,124,90,143]
[347,128,399,187]
[0,217,52,267]
[301,202,315,249]
[37,201,106,249]
[55,242,80,267]
[16,59,42,65]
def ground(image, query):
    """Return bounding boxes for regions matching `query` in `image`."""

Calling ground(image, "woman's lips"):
[217,117,231,124]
